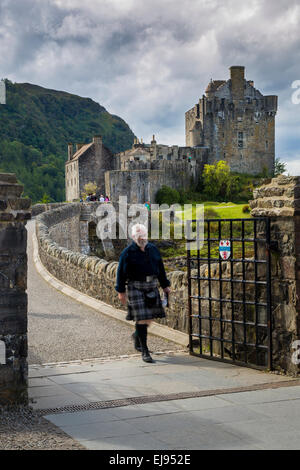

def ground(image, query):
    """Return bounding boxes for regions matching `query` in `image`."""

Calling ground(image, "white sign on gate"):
[219,240,231,260]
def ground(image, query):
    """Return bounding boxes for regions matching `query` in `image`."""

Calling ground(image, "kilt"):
[126,279,166,322]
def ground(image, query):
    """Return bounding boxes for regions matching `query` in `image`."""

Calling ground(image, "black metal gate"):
[186,217,272,370]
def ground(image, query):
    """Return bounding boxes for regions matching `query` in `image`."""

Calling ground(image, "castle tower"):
[185,65,278,175]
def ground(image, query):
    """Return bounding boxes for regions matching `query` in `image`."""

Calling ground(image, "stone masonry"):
[186,66,277,174]
[65,136,113,202]
[0,173,31,404]
[250,175,300,375]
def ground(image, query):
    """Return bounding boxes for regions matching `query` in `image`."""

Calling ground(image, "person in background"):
[99,194,105,203]
[105,195,110,202]
[115,223,171,363]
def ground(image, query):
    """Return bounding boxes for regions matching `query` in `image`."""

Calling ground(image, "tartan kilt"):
[126,279,166,322]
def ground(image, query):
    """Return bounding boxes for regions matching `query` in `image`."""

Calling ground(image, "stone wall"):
[106,160,204,204]
[31,203,69,218]
[0,173,31,405]
[250,175,300,375]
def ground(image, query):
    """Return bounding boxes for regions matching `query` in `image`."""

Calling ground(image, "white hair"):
[131,223,148,240]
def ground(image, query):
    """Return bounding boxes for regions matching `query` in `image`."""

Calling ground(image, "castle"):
[65,66,277,203]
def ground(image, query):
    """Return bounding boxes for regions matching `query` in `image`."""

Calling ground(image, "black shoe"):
[132,332,142,352]
[142,349,154,363]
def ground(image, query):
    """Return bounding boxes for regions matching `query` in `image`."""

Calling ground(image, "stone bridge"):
[2,174,300,405]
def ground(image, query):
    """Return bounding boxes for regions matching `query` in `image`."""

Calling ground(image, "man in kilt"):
[116,223,171,363]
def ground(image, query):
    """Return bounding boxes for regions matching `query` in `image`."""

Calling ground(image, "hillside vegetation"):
[0,80,135,202]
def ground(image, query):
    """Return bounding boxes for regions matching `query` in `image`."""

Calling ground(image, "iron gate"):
[186,217,272,370]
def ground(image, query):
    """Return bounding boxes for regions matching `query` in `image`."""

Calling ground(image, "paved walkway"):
[28,353,300,450]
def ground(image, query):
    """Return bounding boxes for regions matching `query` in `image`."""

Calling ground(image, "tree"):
[155,186,181,205]
[81,181,97,200]
[38,193,52,204]
[274,158,287,177]
[202,161,241,202]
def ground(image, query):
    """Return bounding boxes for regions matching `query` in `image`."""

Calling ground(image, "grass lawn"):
[200,201,251,219]
[154,202,252,259]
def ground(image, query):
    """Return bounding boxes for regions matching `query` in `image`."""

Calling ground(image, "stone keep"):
[0,173,31,404]
[185,66,277,175]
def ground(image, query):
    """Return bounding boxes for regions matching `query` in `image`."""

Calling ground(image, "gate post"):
[250,175,300,375]
[0,173,31,404]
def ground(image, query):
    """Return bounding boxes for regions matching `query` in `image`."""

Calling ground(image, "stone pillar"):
[250,175,300,375]
[0,173,31,404]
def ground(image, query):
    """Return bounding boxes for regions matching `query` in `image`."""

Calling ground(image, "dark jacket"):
[115,242,170,293]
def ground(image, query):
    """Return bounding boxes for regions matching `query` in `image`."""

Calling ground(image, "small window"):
[238,132,243,148]
[266,140,269,149]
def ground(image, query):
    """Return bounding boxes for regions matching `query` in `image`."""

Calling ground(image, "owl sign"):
[219,240,231,260]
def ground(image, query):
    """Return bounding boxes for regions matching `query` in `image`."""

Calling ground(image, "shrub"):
[242,204,250,213]
[155,185,181,205]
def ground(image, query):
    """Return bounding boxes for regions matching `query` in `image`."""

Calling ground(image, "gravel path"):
[27,219,184,364]
[0,406,85,450]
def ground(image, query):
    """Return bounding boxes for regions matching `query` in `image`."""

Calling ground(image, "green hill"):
[0,80,135,203]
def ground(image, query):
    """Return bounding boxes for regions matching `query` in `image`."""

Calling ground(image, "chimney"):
[68,143,73,161]
[230,66,245,101]
[151,134,157,145]
[93,135,102,146]
[75,143,84,152]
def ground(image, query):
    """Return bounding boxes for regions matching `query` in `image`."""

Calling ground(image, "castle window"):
[238,132,244,148]
[266,140,269,149]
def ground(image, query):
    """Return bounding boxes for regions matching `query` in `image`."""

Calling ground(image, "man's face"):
[136,235,148,249]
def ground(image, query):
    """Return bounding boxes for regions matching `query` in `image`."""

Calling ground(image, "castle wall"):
[106,159,206,203]
[78,142,113,199]
[65,159,79,201]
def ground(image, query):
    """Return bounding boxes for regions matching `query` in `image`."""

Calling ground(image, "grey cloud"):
[0,0,299,170]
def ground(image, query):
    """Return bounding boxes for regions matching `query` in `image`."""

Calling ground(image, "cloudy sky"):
[0,0,299,173]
